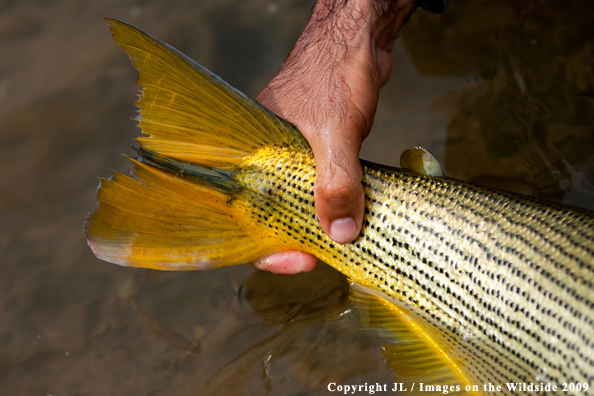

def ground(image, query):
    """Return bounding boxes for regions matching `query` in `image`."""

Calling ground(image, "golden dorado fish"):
[86,18,594,395]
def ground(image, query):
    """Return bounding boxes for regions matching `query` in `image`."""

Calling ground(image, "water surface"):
[1,0,593,394]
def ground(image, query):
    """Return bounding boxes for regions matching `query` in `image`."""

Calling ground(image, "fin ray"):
[105,17,309,168]
[85,157,271,270]
[87,18,307,270]
[349,283,478,396]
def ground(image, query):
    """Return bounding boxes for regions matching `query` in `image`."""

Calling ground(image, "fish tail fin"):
[85,155,272,270]
[104,17,308,169]
[86,18,310,269]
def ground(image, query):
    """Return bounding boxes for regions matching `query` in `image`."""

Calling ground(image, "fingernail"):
[253,254,274,269]
[329,217,358,244]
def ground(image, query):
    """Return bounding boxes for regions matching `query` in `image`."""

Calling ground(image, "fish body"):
[86,19,594,395]
[235,145,594,392]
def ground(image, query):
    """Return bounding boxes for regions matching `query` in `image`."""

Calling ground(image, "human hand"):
[254,0,420,275]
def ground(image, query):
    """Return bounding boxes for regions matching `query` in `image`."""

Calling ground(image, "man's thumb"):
[312,143,365,244]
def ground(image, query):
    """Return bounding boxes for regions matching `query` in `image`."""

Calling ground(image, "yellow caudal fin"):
[349,283,479,396]
[105,17,308,168]
[86,19,311,269]
[85,157,272,270]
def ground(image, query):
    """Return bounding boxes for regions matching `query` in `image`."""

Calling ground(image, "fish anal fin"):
[349,283,478,396]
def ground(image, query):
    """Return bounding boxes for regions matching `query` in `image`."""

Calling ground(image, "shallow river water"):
[1,0,593,395]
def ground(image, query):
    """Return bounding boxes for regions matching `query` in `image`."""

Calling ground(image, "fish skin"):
[88,18,594,395]
[228,145,594,394]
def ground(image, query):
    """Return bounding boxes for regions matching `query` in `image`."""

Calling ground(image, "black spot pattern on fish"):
[237,147,594,394]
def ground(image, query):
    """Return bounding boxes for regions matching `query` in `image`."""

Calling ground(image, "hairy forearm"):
[271,0,419,91]
[307,0,416,45]
[262,0,418,133]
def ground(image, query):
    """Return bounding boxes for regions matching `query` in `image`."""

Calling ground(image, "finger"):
[309,133,365,244]
[253,251,318,275]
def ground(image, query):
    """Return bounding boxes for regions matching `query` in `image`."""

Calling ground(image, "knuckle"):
[316,178,361,203]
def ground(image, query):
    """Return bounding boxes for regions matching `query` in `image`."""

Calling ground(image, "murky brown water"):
[1,0,593,395]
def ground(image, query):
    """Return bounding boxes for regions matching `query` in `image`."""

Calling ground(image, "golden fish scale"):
[236,146,594,394]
